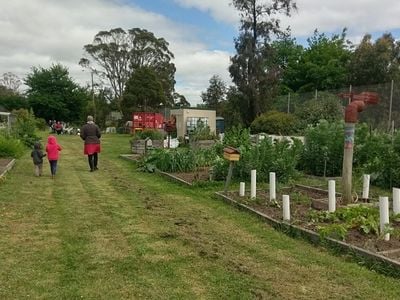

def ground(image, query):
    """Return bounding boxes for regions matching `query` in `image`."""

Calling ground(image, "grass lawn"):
[1,133,400,299]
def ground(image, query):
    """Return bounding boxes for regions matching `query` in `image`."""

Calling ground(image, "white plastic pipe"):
[269,172,276,201]
[251,170,256,199]
[362,174,370,200]
[393,188,400,214]
[328,180,336,212]
[282,195,290,221]
[239,182,245,197]
[379,196,390,241]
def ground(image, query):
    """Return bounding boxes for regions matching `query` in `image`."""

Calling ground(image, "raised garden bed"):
[0,158,15,178]
[158,167,211,186]
[215,186,400,276]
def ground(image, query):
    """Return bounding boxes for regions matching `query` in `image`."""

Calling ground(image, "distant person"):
[30,141,46,177]
[54,121,63,135]
[45,135,62,179]
[80,115,101,172]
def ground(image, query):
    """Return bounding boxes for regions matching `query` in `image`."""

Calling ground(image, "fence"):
[273,81,399,131]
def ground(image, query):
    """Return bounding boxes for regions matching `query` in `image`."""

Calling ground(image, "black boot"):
[88,155,94,171]
[93,153,98,170]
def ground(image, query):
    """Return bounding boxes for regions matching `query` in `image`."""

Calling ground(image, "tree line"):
[1,0,399,131]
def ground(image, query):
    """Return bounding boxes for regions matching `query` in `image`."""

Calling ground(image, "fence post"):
[388,79,394,132]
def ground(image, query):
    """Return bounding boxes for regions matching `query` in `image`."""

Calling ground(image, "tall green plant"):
[299,120,344,176]
[11,109,40,147]
[0,134,25,158]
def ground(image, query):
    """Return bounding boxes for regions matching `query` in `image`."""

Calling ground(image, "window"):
[186,117,208,134]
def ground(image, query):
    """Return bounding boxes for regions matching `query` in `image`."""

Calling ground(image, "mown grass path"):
[1,134,400,299]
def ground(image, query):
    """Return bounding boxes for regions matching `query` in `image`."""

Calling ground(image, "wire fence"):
[273,81,399,131]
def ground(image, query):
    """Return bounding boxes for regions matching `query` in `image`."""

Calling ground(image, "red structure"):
[132,112,164,131]
[338,91,379,204]
[339,92,379,123]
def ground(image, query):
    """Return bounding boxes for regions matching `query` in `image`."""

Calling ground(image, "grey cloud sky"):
[1,0,399,106]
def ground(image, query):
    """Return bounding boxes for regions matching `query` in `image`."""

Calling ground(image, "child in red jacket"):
[45,135,62,179]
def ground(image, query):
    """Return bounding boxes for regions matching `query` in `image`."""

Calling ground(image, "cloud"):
[1,0,400,108]
[174,0,400,42]
[173,0,238,24]
[173,49,231,104]
[0,0,232,105]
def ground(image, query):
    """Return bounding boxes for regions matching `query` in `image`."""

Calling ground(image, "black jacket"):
[80,122,101,144]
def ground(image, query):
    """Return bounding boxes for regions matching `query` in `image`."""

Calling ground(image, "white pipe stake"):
[328,180,336,212]
[379,196,390,241]
[239,182,245,197]
[362,174,370,200]
[269,172,276,201]
[283,195,290,221]
[393,188,400,215]
[251,170,256,199]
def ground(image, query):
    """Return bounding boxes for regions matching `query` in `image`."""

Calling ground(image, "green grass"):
[1,133,400,299]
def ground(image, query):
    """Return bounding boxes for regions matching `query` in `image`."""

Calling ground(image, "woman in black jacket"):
[80,115,101,172]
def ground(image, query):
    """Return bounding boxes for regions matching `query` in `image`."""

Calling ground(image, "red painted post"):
[339,92,378,204]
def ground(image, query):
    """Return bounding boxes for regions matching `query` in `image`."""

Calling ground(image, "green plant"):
[226,138,302,183]
[309,205,381,237]
[11,108,40,147]
[134,129,164,140]
[317,224,348,241]
[138,144,220,174]
[294,92,343,127]
[0,134,25,158]
[250,111,300,135]
[223,126,251,150]
[299,120,344,177]
[190,121,216,141]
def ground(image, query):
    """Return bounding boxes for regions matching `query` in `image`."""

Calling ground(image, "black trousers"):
[88,153,98,171]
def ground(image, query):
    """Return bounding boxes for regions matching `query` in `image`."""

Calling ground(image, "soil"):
[225,186,400,261]
[0,158,13,175]
[168,167,211,184]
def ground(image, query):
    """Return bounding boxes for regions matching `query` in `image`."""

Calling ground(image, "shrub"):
[138,146,219,173]
[250,111,300,135]
[190,121,216,141]
[11,109,40,147]
[131,129,164,141]
[213,137,303,183]
[0,134,25,158]
[294,92,343,127]
[223,126,251,150]
[299,120,344,177]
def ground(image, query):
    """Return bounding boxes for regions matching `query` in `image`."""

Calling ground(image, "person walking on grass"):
[30,141,46,177]
[80,115,101,172]
[45,135,62,179]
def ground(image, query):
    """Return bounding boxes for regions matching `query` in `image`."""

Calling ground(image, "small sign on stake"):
[223,147,241,193]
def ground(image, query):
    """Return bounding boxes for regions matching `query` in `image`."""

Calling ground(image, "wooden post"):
[342,123,355,204]
[224,161,234,193]
[223,147,241,193]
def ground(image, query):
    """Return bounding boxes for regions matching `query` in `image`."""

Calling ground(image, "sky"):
[1,0,400,106]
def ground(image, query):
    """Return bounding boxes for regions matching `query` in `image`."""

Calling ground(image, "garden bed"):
[158,167,211,186]
[0,158,15,178]
[218,185,400,265]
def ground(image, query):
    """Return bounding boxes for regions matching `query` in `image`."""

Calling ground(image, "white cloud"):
[0,0,232,106]
[174,0,400,42]
[281,0,400,39]
[173,49,231,104]
[173,0,238,24]
[1,0,400,108]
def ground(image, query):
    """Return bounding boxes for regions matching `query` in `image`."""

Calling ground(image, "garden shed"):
[170,108,216,138]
